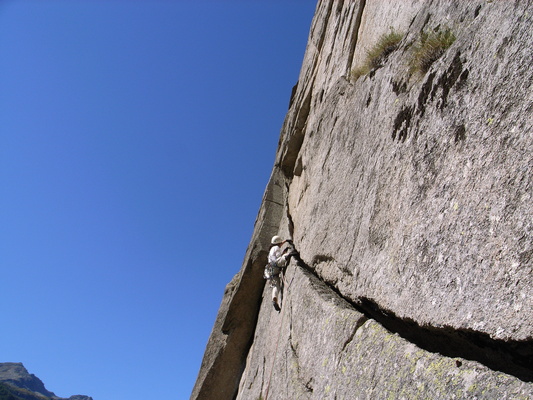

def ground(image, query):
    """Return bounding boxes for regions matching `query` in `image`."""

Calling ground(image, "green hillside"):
[0,383,23,400]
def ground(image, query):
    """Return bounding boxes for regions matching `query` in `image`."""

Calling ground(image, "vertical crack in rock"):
[280,87,313,178]
[316,1,334,56]
[259,356,266,398]
[345,0,366,75]
[285,181,295,239]
[295,254,533,382]
[303,0,334,85]
[288,82,299,109]
[192,168,290,400]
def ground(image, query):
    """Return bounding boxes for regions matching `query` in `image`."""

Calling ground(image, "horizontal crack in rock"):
[294,254,533,382]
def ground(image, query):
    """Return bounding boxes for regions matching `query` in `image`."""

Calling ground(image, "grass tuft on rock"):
[366,31,404,69]
[409,28,456,74]
[351,30,403,81]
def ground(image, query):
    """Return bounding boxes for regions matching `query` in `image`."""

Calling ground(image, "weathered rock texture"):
[192,0,533,399]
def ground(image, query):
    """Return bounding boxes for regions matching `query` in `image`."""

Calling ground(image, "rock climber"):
[264,235,299,312]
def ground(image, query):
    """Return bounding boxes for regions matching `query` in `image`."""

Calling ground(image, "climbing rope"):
[264,272,295,400]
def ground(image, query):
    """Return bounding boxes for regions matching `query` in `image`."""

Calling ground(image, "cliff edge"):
[192,1,532,399]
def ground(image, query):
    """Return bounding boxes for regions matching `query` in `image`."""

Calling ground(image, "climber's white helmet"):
[271,235,283,245]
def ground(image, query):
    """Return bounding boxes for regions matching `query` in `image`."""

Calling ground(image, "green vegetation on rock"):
[0,383,23,400]
[351,30,404,81]
[408,28,456,74]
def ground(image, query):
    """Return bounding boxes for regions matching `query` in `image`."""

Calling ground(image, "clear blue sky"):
[0,1,316,399]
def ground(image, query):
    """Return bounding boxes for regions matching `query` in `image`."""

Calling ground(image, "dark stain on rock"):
[418,71,436,117]
[393,106,414,141]
[457,68,469,89]
[433,51,465,110]
[454,124,466,143]
[312,254,335,265]
[474,5,482,18]
[391,78,408,95]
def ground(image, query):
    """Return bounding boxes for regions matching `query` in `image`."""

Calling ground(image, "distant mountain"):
[0,363,92,400]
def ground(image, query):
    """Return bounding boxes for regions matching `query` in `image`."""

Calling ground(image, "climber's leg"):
[271,276,281,311]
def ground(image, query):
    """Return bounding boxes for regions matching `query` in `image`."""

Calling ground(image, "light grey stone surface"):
[192,1,533,399]
[236,263,533,400]
[286,0,532,342]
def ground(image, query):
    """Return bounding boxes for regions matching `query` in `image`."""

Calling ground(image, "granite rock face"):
[192,1,533,399]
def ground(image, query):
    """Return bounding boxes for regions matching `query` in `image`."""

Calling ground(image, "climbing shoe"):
[273,301,281,312]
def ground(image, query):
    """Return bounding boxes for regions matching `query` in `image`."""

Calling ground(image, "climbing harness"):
[264,261,282,282]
